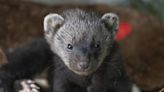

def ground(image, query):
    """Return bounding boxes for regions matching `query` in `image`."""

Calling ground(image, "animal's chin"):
[71,67,98,76]
[77,68,91,72]
[73,70,93,76]
[64,60,101,76]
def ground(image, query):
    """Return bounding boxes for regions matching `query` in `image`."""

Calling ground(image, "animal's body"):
[0,9,132,92]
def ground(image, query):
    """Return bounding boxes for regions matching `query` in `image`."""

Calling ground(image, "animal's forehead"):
[66,18,101,29]
[62,21,102,38]
[56,16,109,44]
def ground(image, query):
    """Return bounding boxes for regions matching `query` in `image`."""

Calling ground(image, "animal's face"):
[53,22,112,75]
[44,10,119,76]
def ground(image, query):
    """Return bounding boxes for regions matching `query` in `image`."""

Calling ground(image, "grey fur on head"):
[43,9,119,76]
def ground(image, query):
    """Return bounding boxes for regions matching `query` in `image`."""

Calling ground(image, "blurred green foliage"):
[130,0,164,21]
[30,0,164,20]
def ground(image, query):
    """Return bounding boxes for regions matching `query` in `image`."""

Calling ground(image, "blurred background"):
[0,0,164,92]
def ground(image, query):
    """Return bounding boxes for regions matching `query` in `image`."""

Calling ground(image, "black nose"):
[79,62,89,70]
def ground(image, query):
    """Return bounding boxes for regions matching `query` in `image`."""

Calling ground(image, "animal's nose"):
[78,62,89,70]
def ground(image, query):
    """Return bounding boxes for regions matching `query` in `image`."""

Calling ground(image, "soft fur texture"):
[0,9,131,92]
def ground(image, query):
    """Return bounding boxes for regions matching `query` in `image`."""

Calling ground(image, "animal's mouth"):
[73,67,98,76]
[68,60,100,76]
[78,67,91,72]
[76,63,98,75]
[67,62,99,76]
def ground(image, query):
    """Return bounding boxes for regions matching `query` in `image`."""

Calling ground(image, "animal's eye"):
[67,44,73,50]
[94,44,100,48]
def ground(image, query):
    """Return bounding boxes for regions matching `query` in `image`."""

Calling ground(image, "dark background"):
[0,0,164,92]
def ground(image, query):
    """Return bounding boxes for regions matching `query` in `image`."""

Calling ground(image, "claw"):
[18,79,40,92]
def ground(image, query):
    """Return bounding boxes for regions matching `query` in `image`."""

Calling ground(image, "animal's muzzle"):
[78,62,89,70]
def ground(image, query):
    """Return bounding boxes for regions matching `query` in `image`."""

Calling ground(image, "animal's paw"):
[18,80,40,92]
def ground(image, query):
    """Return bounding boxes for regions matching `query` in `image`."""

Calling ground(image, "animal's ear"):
[44,13,64,38]
[101,13,119,36]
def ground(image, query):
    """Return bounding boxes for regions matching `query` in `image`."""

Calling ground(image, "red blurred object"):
[115,22,132,41]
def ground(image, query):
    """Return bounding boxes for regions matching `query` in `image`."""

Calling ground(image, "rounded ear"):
[44,13,64,37]
[101,13,119,36]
